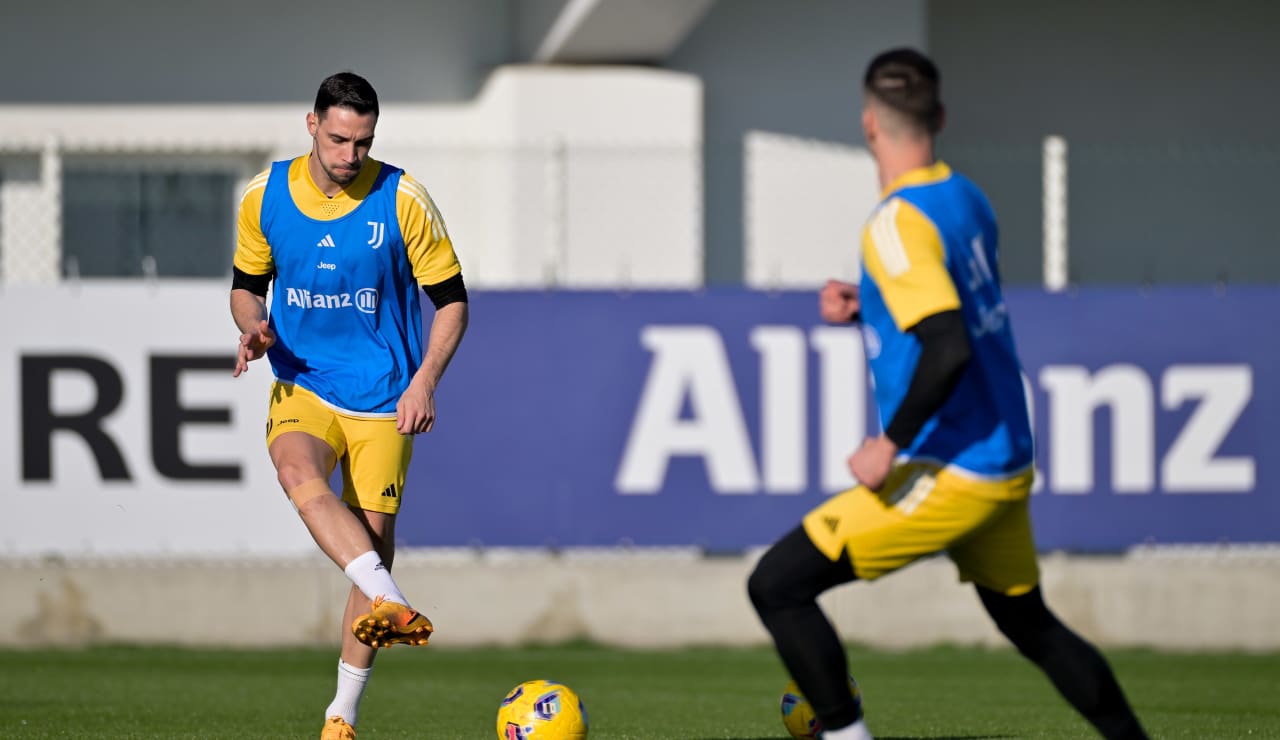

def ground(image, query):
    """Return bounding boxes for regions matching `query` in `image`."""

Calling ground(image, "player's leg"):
[753,464,1022,738]
[273,428,422,632]
[976,586,1148,740]
[748,525,863,734]
[267,382,379,570]
[750,465,947,739]
[951,499,1149,740]
[269,431,384,569]
[263,394,381,739]
[266,383,419,629]
[324,506,396,734]
[339,507,398,665]
[337,415,432,648]
[316,414,427,736]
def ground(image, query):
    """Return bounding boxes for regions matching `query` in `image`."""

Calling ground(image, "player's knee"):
[280,476,333,512]
[746,558,781,614]
[748,550,816,614]
[750,526,848,615]
[275,459,327,492]
[978,586,1057,656]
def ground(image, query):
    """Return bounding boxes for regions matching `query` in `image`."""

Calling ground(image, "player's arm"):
[411,276,469,404]
[396,175,469,433]
[850,198,971,488]
[230,169,276,377]
[883,309,971,448]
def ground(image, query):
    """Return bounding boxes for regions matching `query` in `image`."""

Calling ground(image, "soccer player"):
[747,49,1149,740]
[229,72,468,740]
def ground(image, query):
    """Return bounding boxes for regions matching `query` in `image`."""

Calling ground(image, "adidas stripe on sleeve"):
[233,167,274,276]
[861,197,959,330]
[397,173,461,287]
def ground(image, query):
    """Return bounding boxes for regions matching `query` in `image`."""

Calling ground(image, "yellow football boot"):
[351,595,433,648]
[320,716,356,739]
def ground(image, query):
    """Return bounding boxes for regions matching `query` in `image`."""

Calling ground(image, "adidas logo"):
[380,483,398,499]
[317,234,336,248]
[823,515,840,533]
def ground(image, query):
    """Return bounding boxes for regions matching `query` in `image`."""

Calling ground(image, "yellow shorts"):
[802,462,1038,596]
[265,382,412,515]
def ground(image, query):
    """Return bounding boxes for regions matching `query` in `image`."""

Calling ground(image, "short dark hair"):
[314,72,379,118]
[863,48,942,134]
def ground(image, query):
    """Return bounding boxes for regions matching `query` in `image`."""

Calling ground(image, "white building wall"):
[0,66,702,288]
[744,131,877,288]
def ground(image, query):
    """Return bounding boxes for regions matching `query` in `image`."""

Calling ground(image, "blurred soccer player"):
[748,49,1149,740]
[229,72,468,739]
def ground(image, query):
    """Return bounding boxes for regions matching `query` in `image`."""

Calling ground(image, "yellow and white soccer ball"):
[780,677,862,739]
[496,679,588,739]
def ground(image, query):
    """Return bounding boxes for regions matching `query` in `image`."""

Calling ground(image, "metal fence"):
[0,138,703,288]
[5,135,1277,289]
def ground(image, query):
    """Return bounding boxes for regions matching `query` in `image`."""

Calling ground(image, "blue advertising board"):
[401,287,1272,552]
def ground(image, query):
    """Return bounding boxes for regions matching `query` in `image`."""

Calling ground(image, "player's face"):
[307,106,377,188]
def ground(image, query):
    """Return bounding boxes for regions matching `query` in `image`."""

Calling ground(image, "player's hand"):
[819,279,860,323]
[847,435,898,491]
[233,320,275,377]
[396,379,436,435]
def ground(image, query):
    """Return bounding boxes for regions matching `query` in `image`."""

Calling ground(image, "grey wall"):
[5,553,1277,650]
[0,0,512,104]
[7,0,1275,284]
[931,0,1280,284]
[511,0,572,59]
[669,0,1280,285]
[667,0,926,283]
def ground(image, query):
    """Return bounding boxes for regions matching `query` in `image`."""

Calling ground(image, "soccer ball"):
[496,679,588,739]
[780,677,862,739]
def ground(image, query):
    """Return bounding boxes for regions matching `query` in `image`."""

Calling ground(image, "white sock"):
[343,550,410,606]
[822,718,874,740]
[324,659,373,726]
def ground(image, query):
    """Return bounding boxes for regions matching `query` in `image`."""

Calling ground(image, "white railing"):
[1042,134,1069,292]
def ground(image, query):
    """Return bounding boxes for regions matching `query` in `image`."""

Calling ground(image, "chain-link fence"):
[0,140,60,284]
[0,137,702,289]
[5,132,1277,289]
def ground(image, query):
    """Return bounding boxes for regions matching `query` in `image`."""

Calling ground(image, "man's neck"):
[876,141,935,192]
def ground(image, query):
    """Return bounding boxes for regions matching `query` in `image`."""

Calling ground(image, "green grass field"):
[0,643,1275,739]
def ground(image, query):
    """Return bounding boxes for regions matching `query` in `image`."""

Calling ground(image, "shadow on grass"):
[690,736,1014,740]
[877,736,1015,740]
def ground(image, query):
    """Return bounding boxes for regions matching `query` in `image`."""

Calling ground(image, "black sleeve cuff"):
[231,266,272,297]
[422,272,468,309]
